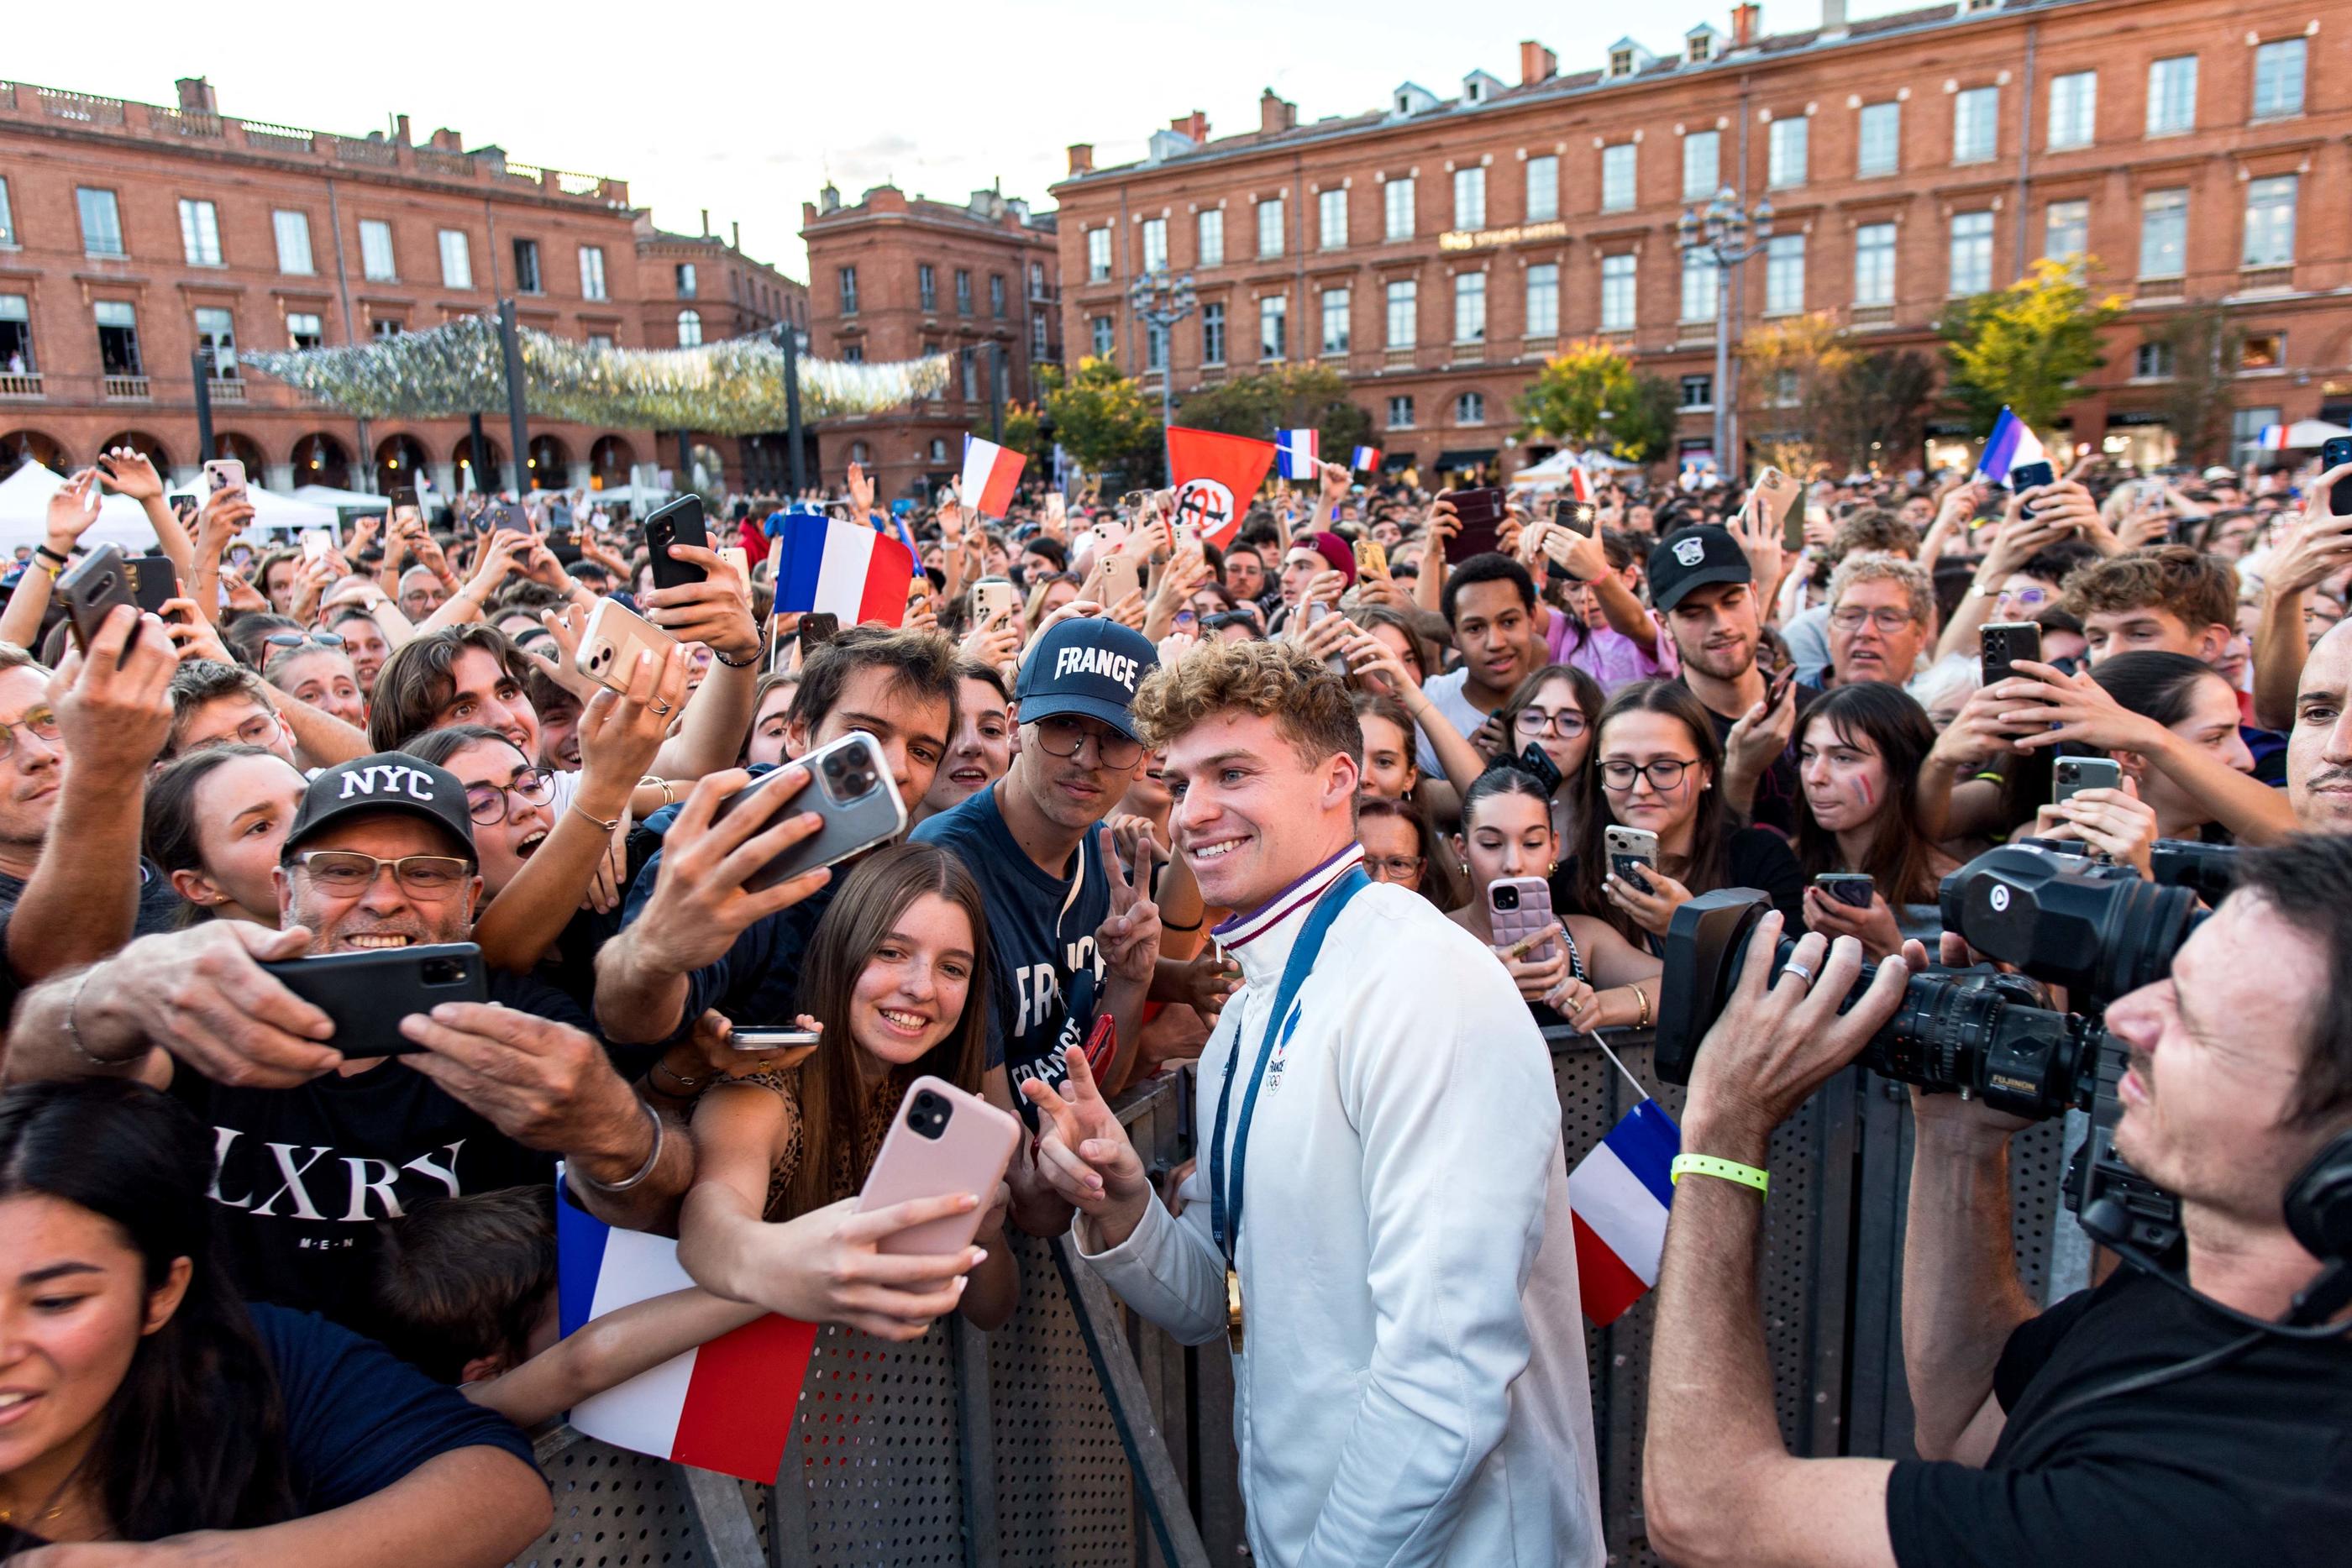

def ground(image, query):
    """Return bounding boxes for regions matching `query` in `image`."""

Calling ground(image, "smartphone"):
[1551,499,1597,538]
[487,501,532,537]
[710,730,908,894]
[1753,466,1801,548]
[1441,487,1505,564]
[1604,825,1661,894]
[1515,741,1563,798]
[1082,1013,1117,1077]
[2009,459,2056,521]
[644,495,710,591]
[1488,875,1560,965]
[972,577,1017,625]
[123,553,176,616]
[1305,602,1350,677]
[302,529,333,564]
[1764,663,1798,714]
[390,485,421,532]
[798,611,840,650]
[202,458,247,501]
[717,545,752,605]
[2054,756,2124,805]
[1814,872,1875,910]
[1098,553,1142,607]
[575,597,682,696]
[1981,621,2043,687]
[2323,437,2352,518]
[855,1076,1021,1258]
[259,942,486,1058]
[1355,538,1390,578]
[55,545,136,657]
[728,1029,820,1057]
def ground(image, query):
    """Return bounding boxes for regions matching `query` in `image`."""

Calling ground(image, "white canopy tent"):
[1509,448,1635,488]
[0,463,164,553]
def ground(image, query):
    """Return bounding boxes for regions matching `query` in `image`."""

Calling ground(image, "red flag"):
[1166,427,1276,550]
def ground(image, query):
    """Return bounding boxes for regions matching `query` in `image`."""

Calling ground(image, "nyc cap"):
[1647,526,1754,613]
[282,753,478,861]
[1016,617,1159,741]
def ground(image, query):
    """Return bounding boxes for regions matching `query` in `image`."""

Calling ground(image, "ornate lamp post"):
[1676,186,1774,473]
[1126,270,1198,475]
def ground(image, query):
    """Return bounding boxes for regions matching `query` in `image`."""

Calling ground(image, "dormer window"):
[1397,92,1412,113]
[1688,30,1718,63]
[1610,48,1635,76]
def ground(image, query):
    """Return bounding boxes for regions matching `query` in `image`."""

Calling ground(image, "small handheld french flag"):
[1567,465,1596,506]
[1567,1099,1680,1325]
[959,436,1025,521]
[1975,406,2048,483]
[1349,444,1382,472]
[1276,428,1320,481]
[2256,423,2292,451]
[558,1185,817,1482]
[773,513,916,627]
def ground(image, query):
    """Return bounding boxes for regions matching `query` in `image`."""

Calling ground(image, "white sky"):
[15,0,1911,283]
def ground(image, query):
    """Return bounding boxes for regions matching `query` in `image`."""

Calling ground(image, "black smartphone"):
[2322,437,2352,518]
[260,942,486,1058]
[55,545,137,658]
[1814,872,1875,909]
[2009,459,2056,521]
[124,553,177,616]
[799,611,840,650]
[644,495,710,591]
[1515,742,1563,796]
[490,500,531,535]
[1551,498,1596,538]
[1765,663,1798,713]
[1981,621,2043,687]
[708,732,909,894]
[1441,487,1506,564]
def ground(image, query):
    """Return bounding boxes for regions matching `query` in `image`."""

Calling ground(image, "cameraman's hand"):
[1682,914,1909,1151]
[1801,887,1905,962]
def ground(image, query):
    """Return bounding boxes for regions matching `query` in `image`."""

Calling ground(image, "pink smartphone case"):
[856,1076,1021,1257]
[1489,876,1561,964]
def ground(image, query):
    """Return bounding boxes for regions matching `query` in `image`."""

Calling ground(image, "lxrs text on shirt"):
[204,1128,468,1222]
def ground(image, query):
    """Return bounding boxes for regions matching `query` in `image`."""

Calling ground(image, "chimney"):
[1520,40,1557,87]
[174,76,217,114]
[430,127,464,151]
[732,220,741,250]
[819,181,841,214]
[700,208,711,236]
[393,113,412,145]
[1259,88,1297,134]
[1819,0,1846,36]
[1067,143,1095,176]
[1730,2,1760,48]
[1169,110,1210,143]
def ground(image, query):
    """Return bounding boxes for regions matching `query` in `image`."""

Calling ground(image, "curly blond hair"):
[1131,637,1362,768]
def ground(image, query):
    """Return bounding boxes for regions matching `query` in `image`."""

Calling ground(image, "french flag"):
[1567,1099,1680,1326]
[557,1185,817,1482]
[1275,428,1320,481]
[2256,423,2292,451]
[1567,465,1596,506]
[1975,406,2048,483]
[1349,444,1382,472]
[959,436,1025,520]
[773,513,916,627]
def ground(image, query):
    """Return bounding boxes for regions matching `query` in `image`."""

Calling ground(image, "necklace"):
[0,1500,65,1525]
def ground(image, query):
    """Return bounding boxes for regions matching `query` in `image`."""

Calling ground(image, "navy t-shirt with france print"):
[911,781,1107,1128]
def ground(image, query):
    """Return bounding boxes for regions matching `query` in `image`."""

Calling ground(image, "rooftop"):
[803,182,1058,238]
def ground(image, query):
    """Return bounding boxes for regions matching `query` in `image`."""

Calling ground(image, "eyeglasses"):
[291,850,472,899]
[1994,586,2051,611]
[216,712,284,750]
[265,631,346,651]
[1200,611,1263,637]
[1600,758,1698,793]
[1365,853,1425,882]
[0,707,61,764]
[464,768,555,826]
[1514,709,1588,738]
[1829,606,1919,634]
[1031,714,1144,770]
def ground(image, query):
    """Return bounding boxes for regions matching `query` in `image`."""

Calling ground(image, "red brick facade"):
[801,185,1060,502]
[1050,0,2352,477]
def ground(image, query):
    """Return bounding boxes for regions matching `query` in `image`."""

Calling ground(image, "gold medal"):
[1226,1265,1245,1352]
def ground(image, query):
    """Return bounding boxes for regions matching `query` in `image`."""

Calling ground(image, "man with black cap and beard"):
[1651,526,1814,835]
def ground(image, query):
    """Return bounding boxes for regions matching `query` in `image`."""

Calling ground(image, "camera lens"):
[1494,887,1519,910]
[422,957,469,987]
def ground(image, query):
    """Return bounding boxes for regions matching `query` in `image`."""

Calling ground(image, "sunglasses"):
[265,631,347,651]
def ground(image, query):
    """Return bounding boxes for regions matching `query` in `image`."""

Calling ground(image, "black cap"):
[282,753,477,862]
[1647,526,1753,613]
[1016,616,1158,741]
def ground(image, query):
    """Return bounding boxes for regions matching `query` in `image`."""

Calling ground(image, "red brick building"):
[0,75,807,501]
[800,183,1060,501]
[633,214,811,491]
[1051,0,2352,479]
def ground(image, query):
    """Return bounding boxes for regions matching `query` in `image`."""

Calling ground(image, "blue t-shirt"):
[911,782,1107,1126]
[252,1303,540,1508]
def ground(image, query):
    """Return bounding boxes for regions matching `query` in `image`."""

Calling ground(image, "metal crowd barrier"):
[512,1032,2091,1567]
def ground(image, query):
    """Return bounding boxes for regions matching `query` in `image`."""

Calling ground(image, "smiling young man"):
[1024,637,1604,1568]
[1413,553,1546,774]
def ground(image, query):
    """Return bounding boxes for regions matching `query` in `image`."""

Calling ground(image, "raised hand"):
[1095,821,1162,985]
[846,460,875,517]
[644,543,759,655]
[97,446,164,502]
[1730,485,1788,603]
[1019,1046,1152,1225]
[44,469,101,558]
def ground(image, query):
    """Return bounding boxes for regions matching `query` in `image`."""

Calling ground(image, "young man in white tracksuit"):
[1023,637,1604,1568]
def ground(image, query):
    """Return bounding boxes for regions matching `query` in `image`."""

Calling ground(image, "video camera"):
[1656,839,2240,1256]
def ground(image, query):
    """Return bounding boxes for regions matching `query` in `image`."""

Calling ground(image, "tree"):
[1174,364,1374,459]
[1037,357,1163,485]
[1938,258,2124,437]
[1515,340,1675,460]
[999,400,1045,467]
[1738,312,1852,476]
[1813,349,1939,475]
[2151,304,2244,469]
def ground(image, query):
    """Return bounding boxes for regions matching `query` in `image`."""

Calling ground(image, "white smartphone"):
[973,577,1018,625]
[203,458,248,501]
[301,529,333,564]
[855,1076,1021,1257]
[729,1028,821,1053]
[1604,825,1662,892]
[1098,553,1142,606]
[575,597,681,695]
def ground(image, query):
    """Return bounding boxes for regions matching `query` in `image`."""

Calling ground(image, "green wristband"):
[1671,1152,1769,1197]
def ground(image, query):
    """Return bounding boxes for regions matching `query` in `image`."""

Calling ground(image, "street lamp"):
[1677,186,1774,474]
[1126,269,1198,474]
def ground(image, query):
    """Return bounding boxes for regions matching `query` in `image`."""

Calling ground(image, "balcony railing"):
[0,373,40,398]
[1383,345,1419,370]
[102,375,150,401]
[2135,275,2186,302]
[206,377,246,402]
[1849,303,1896,328]
[1678,319,1717,347]
[1450,340,1488,366]
[2238,265,2294,294]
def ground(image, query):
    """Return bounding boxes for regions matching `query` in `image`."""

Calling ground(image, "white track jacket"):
[1079,846,1605,1567]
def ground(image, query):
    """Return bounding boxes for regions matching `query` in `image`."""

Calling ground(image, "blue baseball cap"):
[1016,617,1158,742]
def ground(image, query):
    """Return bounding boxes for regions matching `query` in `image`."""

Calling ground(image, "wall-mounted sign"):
[1437,220,1570,252]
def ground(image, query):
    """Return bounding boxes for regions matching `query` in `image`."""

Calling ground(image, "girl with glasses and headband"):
[1568,679,1805,951]
[1494,664,1604,852]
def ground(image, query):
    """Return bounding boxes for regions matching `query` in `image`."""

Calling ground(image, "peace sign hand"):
[1019,1047,1152,1229]
[1095,821,1163,985]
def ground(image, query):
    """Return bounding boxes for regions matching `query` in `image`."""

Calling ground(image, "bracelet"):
[570,800,623,835]
[1162,916,1203,932]
[34,544,68,567]
[1671,1153,1769,1196]
[639,774,678,807]
[575,1096,666,1193]
[61,968,141,1068]
[712,637,764,669]
[1623,983,1651,1029]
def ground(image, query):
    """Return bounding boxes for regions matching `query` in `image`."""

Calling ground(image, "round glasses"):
[1031,714,1144,771]
[1514,710,1588,738]
[1599,758,1698,793]
[291,851,471,899]
[464,768,555,826]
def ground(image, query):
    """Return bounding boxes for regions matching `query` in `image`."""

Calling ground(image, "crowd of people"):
[0,436,2343,1566]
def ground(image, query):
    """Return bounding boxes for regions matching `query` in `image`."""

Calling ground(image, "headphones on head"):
[2284,1129,2352,1325]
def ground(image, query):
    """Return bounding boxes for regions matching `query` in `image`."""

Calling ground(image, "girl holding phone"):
[678,844,1017,1335]
[1494,663,1604,851]
[1446,767,1658,1029]
[1793,682,1959,959]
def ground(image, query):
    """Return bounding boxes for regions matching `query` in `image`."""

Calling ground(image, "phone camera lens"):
[1494,887,1519,910]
